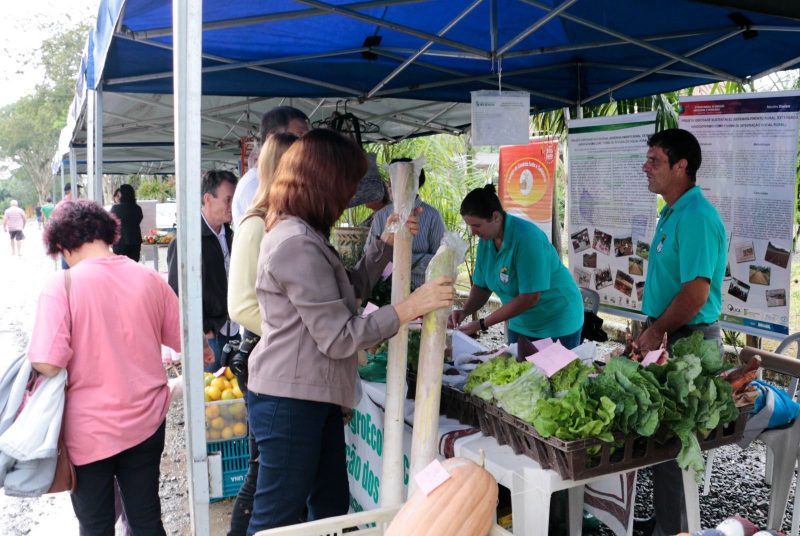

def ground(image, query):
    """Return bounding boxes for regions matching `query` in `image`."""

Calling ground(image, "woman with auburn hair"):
[27,199,182,534]
[226,132,297,536]
[245,129,455,533]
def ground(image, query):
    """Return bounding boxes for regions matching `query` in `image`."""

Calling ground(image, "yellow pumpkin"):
[386,458,498,536]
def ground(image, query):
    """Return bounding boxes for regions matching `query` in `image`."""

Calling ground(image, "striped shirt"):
[366,197,446,290]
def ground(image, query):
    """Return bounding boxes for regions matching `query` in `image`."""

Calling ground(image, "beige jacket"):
[248,216,399,408]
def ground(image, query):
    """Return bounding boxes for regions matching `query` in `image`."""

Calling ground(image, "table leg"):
[511,470,550,536]
[568,485,585,536]
[682,470,701,532]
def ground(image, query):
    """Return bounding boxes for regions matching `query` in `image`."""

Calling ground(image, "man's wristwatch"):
[478,318,488,332]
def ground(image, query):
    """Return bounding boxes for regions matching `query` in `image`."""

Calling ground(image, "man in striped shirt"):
[365,159,446,290]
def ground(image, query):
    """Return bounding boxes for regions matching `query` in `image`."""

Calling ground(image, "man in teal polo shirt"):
[448,184,584,348]
[637,128,727,536]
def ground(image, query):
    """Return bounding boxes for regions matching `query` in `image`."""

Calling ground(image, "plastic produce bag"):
[385,158,423,233]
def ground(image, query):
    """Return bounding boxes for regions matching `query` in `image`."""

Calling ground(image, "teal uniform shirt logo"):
[499,266,509,283]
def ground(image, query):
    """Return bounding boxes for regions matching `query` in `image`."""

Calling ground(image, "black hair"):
[389,157,426,188]
[647,128,702,181]
[202,170,238,200]
[43,200,119,255]
[119,184,137,204]
[46,196,52,203]
[460,184,505,219]
[260,106,309,141]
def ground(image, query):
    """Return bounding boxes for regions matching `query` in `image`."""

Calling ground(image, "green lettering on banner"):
[403,454,409,485]
[349,495,363,513]
[360,459,380,504]
[345,443,362,481]
[348,408,383,456]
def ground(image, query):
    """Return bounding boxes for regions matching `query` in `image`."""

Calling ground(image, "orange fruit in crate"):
[224,367,234,380]
[221,427,234,440]
[232,422,247,437]
[211,417,226,431]
[210,377,226,391]
[205,405,220,419]
[232,385,244,399]
[220,389,235,401]
[229,402,246,418]
[206,429,221,441]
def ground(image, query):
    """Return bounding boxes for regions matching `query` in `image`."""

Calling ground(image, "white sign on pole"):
[470,91,530,147]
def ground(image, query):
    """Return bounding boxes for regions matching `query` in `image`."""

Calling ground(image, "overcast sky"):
[0,0,96,107]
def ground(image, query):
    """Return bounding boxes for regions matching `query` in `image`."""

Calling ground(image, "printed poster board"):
[567,112,657,318]
[498,139,558,240]
[679,91,800,338]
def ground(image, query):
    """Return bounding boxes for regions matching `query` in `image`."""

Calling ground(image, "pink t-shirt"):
[4,206,26,231]
[28,255,181,465]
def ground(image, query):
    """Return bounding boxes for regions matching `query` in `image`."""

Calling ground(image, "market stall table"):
[347,379,701,536]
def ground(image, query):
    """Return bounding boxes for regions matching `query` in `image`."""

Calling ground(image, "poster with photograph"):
[680,91,800,337]
[498,139,558,239]
[567,112,657,315]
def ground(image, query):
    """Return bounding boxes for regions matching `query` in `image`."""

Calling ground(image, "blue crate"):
[207,437,249,498]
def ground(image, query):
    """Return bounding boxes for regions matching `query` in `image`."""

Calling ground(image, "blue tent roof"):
[89,0,800,110]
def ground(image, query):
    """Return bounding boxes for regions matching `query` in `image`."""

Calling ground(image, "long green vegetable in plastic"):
[408,233,466,492]
[384,158,421,233]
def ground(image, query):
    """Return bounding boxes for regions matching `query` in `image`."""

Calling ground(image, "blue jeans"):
[508,327,583,350]
[206,332,239,373]
[245,393,348,534]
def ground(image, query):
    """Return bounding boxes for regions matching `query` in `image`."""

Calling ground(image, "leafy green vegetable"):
[532,382,616,443]
[645,332,738,476]
[550,359,592,394]
[494,367,552,423]
[464,357,531,394]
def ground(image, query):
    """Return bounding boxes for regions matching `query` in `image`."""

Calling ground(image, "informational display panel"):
[567,112,657,318]
[470,90,530,146]
[680,91,800,338]
[498,139,558,239]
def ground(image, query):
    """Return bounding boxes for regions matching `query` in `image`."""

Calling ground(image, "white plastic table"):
[453,433,701,536]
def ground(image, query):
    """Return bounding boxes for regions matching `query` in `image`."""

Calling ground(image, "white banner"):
[567,112,657,317]
[680,91,800,338]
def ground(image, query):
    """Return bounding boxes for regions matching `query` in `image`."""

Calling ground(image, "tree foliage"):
[0,22,89,206]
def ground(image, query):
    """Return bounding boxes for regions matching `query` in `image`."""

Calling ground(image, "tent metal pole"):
[68,148,77,200]
[87,89,95,201]
[173,0,210,532]
[94,88,104,203]
[394,102,459,142]
[106,47,368,87]
[113,33,362,96]
[138,0,427,39]
[489,0,497,55]
[294,0,489,57]
[519,0,742,83]
[496,0,577,56]
[365,0,483,99]
[583,62,728,81]
[582,29,742,105]
[752,53,800,80]
[504,28,725,58]
[375,47,487,60]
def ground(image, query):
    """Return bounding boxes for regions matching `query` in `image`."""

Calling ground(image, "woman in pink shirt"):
[28,200,181,535]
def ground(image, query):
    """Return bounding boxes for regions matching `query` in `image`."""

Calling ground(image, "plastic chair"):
[738,346,800,533]
[764,333,800,486]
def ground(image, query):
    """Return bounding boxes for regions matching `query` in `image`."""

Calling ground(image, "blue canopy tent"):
[61,1,800,533]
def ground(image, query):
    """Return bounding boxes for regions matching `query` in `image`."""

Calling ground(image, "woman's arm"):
[228,217,264,335]
[458,292,540,335]
[32,362,63,378]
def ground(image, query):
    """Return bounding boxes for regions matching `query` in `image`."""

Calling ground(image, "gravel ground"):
[0,220,796,534]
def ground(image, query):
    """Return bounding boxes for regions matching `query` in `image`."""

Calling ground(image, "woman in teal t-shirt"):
[448,185,584,349]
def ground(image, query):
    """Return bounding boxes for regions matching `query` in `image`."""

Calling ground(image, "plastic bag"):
[385,158,423,233]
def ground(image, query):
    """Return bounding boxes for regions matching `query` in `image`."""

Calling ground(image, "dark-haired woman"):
[110,183,143,262]
[27,199,181,535]
[448,184,584,349]
[246,129,454,533]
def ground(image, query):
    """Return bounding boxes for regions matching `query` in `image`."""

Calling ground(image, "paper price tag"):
[526,342,578,377]
[414,459,451,495]
[532,337,554,351]
[381,262,393,280]
[640,349,664,367]
[213,367,227,377]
